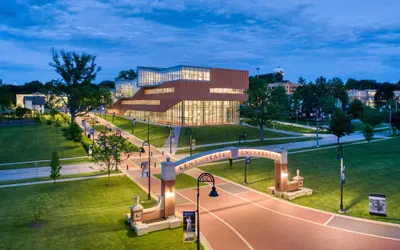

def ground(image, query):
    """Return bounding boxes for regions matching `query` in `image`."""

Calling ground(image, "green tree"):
[242,78,273,141]
[99,80,115,89]
[297,76,306,85]
[348,99,364,119]
[49,108,58,121]
[374,83,395,107]
[345,78,359,89]
[49,49,113,123]
[329,77,348,109]
[63,122,83,147]
[270,86,289,116]
[49,152,62,183]
[360,107,383,127]
[15,106,29,119]
[27,193,52,222]
[115,69,137,80]
[0,81,13,112]
[91,134,121,186]
[363,124,374,142]
[329,109,353,143]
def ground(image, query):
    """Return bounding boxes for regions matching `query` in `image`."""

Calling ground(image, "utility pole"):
[389,105,392,135]
[256,67,260,79]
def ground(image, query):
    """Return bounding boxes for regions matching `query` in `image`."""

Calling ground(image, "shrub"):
[46,119,52,125]
[362,124,374,142]
[81,135,93,154]
[34,114,41,124]
[27,193,52,222]
[54,119,61,127]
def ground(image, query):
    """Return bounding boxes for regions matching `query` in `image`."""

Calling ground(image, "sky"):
[1,0,400,85]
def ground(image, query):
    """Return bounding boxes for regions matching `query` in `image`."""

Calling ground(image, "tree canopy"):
[115,69,137,80]
[329,109,353,143]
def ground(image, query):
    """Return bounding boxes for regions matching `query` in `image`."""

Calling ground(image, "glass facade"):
[115,80,135,98]
[124,101,240,126]
[121,100,160,105]
[137,66,210,87]
[210,88,245,94]
[144,87,175,95]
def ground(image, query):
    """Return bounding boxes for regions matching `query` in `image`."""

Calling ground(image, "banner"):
[183,211,196,243]
[141,162,149,178]
[369,194,386,216]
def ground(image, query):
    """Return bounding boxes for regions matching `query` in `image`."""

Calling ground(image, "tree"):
[110,136,137,170]
[329,109,353,143]
[15,106,29,119]
[49,108,58,121]
[63,122,83,147]
[49,152,62,183]
[270,86,289,116]
[0,82,13,112]
[360,107,383,127]
[374,83,395,107]
[392,111,400,133]
[49,49,113,123]
[99,80,115,89]
[297,77,306,85]
[242,78,272,141]
[345,78,359,90]
[27,193,52,222]
[363,124,374,142]
[91,134,133,186]
[348,99,364,119]
[115,69,137,80]
[329,77,348,109]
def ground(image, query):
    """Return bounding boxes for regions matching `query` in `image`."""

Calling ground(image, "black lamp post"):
[313,106,320,147]
[337,145,345,213]
[196,173,219,250]
[115,130,121,171]
[132,118,136,134]
[238,131,247,147]
[140,117,151,200]
[166,123,174,154]
[112,112,116,124]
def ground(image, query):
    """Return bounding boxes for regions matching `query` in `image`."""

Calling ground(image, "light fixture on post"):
[337,144,345,213]
[141,140,151,200]
[197,173,219,250]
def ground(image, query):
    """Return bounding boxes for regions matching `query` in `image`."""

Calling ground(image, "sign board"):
[369,194,386,216]
[141,162,149,178]
[245,156,251,165]
[183,211,196,243]
[81,119,86,127]
[88,145,93,156]
[89,128,94,135]
[171,132,175,142]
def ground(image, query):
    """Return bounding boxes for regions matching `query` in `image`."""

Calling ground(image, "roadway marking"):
[324,215,336,225]
[177,191,254,250]
[215,187,400,242]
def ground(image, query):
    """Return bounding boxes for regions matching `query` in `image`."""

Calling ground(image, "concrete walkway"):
[241,122,304,136]
[0,162,104,181]
[161,126,181,154]
[124,157,400,250]
[0,156,88,167]
[0,173,125,188]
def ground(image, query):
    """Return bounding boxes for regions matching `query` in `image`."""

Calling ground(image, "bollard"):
[127,165,129,170]
[154,162,156,168]
[162,151,164,155]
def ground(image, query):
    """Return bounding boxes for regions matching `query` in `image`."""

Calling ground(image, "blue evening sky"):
[1,0,400,84]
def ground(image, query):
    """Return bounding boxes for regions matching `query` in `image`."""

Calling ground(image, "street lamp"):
[185,127,194,156]
[114,130,122,171]
[238,131,247,147]
[112,112,116,124]
[196,173,219,250]
[313,107,320,147]
[140,140,151,200]
[132,118,136,134]
[166,123,175,154]
[337,145,345,213]
[105,124,112,132]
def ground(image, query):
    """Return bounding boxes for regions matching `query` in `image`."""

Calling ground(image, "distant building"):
[23,96,45,113]
[347,89,377,107]
[268,82,302,95]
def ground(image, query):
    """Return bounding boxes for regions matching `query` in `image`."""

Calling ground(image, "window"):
[210,88,245,94]
[121,100,160,105]
[144,88,175,95]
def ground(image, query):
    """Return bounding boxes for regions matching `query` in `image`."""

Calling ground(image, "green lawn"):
[96,114,170,148]
[0,176,197,250]
[200,138,400,223]
[0,124,87,163]
[153,173,207,189]
[0,170,121,186]
[178,125,290,147]
[352,121,387,131]
[176,137,319,154]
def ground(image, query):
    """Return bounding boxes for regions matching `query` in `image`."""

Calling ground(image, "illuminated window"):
[210,88,245,94]
[121,100,160,105]
[144,88,175,95]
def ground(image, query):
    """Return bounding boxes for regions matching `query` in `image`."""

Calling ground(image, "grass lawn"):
[176,137,319,154]
[0,123,87,163]
[0,170,122,186]
[153,173,207,189]
[178,125,290,147]
[96,114,170,148]
[200,137,400,223]
[0,176,198,250]
[93,124,115,135]
[352,121,387,131]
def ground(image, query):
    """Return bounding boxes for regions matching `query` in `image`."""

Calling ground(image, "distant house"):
[23,96,45,113]
[347,89,376,107]
[267,82,302,95]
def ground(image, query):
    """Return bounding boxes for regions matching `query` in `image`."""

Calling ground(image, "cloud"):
[1,0,400,84]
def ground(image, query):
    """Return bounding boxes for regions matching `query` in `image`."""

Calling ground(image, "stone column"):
[275,162,289,192]
[131,196,144,224]
[161,157,177,218]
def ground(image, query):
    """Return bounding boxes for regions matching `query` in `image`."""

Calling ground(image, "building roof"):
[24,96,45,105]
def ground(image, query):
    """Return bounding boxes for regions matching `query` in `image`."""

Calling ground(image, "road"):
[126,155,400,250]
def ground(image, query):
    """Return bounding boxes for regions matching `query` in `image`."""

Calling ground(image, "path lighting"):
[141,119,151,200]
[185,127,194,156]
[114,130,122,171]
[313,106,321,147]
[238,131,247,147]
[166,123,174,154]
[243,156,251,184]
[197,173,219,250]
[337,145,345,213]
[132,118,136,134]
[106,124,112,131]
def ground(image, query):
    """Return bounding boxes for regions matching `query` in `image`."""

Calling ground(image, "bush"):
[27,193,52,222]
[81,135,93,154]
[363,124,374,142]
[54,119,61,127]
[34,114,41,124]
[46,119,52,126]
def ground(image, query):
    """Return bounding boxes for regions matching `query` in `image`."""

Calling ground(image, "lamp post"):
[132,118,136,134]
[185,127,193,156]
[166,123,174,154]
[112,112,116,124]
[238,131,247,147]
[314,107,320,147]
[389,104,392,135]
[196,173,219,250]
[337,145,345,213]
[105,123,111,132]
[140,117,151,200]
[115,130,121,171]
